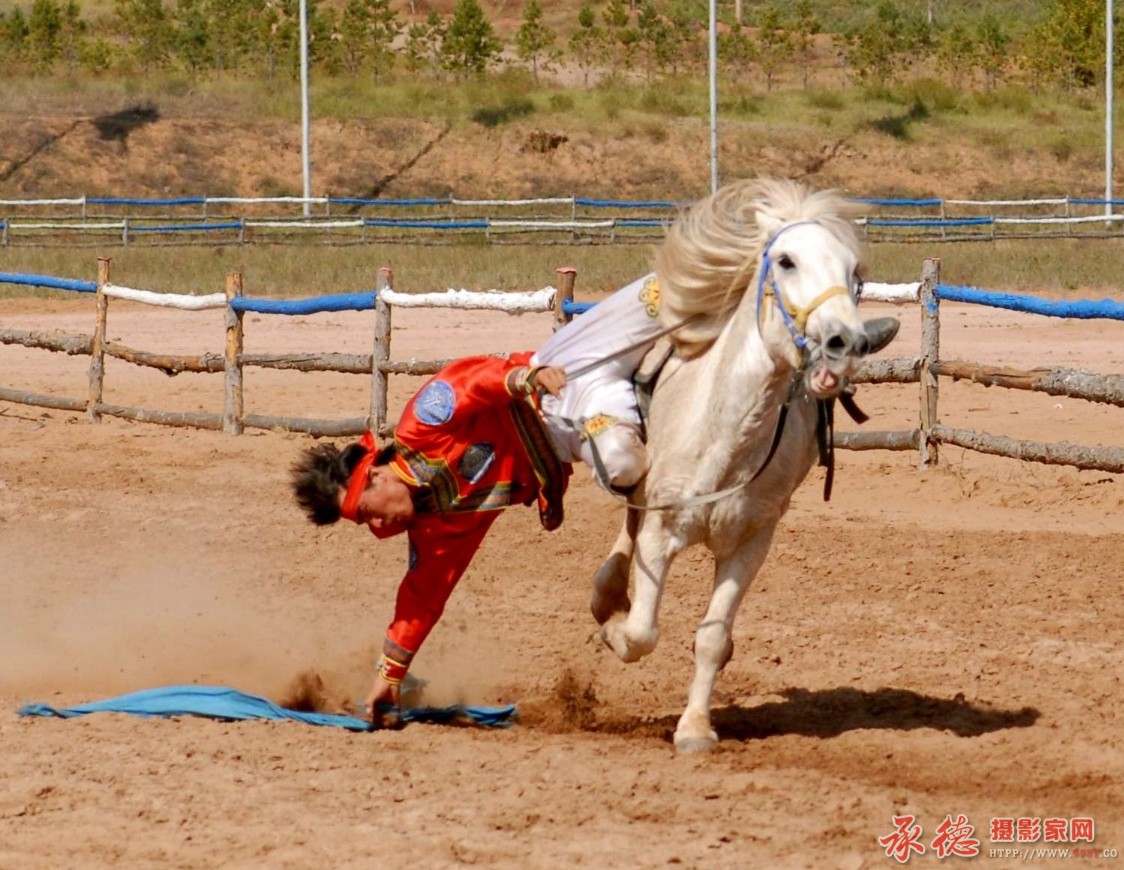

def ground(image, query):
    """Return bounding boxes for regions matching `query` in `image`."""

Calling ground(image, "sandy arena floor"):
[1,294,1122,869]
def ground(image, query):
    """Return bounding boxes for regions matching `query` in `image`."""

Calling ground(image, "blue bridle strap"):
[755,219,825,352]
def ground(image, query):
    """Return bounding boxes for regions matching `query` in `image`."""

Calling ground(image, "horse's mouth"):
[807,361,844,398]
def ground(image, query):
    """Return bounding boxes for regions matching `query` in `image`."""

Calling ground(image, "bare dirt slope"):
[1,298,1122,868]
[0,106,1108,202]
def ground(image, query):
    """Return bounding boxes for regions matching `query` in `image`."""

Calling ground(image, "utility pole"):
[300,0,312,217]
[709,0,719,194]
[1107,0,1115,224]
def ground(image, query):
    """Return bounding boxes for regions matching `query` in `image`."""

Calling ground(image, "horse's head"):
[655,177,898,395]
[753,214,872,397]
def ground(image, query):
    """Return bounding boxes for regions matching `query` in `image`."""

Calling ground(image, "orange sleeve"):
[434,353,536,413]
[381,511,499,678]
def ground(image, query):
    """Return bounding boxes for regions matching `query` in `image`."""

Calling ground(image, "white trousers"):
[533,274,663,490]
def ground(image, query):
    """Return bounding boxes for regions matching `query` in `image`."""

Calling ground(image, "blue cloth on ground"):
[17,685,517,730]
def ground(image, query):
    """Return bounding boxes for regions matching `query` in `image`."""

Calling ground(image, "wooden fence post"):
[554,266,576,330]
[369,266,393,436]
[223,271,245,435]
[919,258,941,468]
[86,257,110,423]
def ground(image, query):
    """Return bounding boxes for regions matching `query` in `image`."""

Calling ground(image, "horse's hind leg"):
[675,530,774,754]
[600,515,677,663]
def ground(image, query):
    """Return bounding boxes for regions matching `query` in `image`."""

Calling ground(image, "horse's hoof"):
[599,619,656,663]
[674,711,717,753]
[674,732,718,754]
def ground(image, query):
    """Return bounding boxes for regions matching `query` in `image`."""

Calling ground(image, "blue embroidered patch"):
[457,442,495,484]
[415,380,456,425]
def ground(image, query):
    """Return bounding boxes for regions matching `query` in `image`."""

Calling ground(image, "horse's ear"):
[755,209,782,241]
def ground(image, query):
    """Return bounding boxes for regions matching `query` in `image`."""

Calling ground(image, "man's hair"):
[290,440,395,525]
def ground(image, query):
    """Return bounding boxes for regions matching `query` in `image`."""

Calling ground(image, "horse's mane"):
[655,177,865,357]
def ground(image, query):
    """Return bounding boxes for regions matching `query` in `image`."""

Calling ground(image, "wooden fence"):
[1,258,1122,474]
[0,261,574,439]
[839,259,1124,473]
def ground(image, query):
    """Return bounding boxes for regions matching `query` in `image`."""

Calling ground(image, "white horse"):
[591,177,899,753]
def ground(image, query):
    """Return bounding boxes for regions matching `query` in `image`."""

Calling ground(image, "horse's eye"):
[777,254,795,270]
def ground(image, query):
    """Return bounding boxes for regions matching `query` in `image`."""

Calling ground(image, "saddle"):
[632,337,676,439]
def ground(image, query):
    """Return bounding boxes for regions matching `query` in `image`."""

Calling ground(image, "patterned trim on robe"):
[508,396,568,531]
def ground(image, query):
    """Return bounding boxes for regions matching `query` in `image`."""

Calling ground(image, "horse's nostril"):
[824,334,848,359]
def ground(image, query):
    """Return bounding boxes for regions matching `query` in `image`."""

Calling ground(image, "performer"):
[291,276,667,725]
[291,355,569,724]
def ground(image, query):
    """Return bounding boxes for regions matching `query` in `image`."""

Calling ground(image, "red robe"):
[377,354,570,678]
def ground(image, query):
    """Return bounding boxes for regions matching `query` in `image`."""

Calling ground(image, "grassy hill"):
[0,0,1114,204]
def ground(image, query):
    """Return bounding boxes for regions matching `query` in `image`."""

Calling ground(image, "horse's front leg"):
[674,527,776,754]
[591,507,639,625]
[600,515,680,663]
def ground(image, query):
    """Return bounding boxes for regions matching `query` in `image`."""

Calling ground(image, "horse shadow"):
[91,103,160,145]
[605,686,1039,744]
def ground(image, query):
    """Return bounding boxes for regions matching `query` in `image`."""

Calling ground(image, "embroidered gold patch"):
[583,414,619,439]
[639,275,661,318]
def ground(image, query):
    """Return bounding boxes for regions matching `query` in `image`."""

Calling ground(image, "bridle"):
[587,219,864,511]
[754,219,855,358]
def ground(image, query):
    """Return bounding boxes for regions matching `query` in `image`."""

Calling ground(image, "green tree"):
[27,0,64,71]
[442,0,501,78]
[230,0,280,76]
[336,0,399,80]
[1022,0,1102,90]
[792,0,819,89]
[79,35,113,73]
[0,7,30,71]
[114,0,176,71]
[754,4,794,91]
[214,0,279,74]
[568,3,603,86]
[635,1,667,82]
[313,3,344,75]
[935,21,976,89]
[976,13,1010,91]
[719,20,757,86]
[840,1,918,88]
[270,0,335,80]
[663,1,702,76]
[515,0,557,84]
[601,0,639,77]
[403,10,445,79]
[57,0,85,69]
[173,0,213,73]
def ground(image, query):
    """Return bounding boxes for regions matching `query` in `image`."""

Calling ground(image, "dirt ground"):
[1,291,1123,869]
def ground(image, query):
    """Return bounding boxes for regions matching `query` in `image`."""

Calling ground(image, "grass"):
[3,238,1123,304]
[0,67,1116,207]
[0,242,656,300]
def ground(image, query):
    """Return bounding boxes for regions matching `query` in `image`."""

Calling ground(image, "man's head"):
[290,436,415,536]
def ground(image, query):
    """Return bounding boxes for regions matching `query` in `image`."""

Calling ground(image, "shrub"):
[471,97,535,127]
[805,89,845,110]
